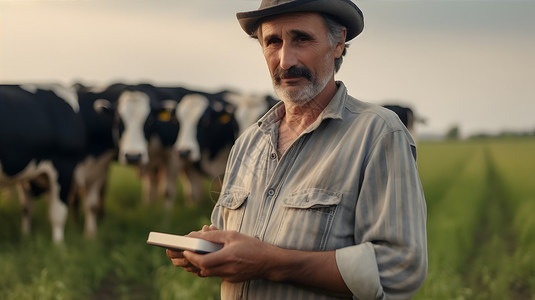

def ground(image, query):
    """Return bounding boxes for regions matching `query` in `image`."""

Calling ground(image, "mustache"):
[273,66,312,82]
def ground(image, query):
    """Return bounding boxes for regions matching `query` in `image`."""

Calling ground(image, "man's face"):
[260,13,343,105]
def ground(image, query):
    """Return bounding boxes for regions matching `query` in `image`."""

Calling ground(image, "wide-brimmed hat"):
[236,0,364,41]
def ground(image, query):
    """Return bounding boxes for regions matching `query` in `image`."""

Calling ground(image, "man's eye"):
[266,38,281,46]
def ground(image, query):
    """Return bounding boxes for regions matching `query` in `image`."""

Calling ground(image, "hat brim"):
[237,0,364,41]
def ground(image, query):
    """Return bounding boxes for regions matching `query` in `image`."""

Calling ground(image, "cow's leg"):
[187,168,206,204]
[141,166,159,204]
[97,179,108,219]
[83,179,103,238]
[68,182,83,223]
[16,182,33,236]
[164,176,177,209]
[93,152,114,219]
[163,156,181,210]
[49,163,74,243]
[179,170,193,205]
[48,185,68,243]
[191,173,204,203]
[74,153,113,238]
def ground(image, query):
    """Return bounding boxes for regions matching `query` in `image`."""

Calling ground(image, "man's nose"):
[279,42,298,70]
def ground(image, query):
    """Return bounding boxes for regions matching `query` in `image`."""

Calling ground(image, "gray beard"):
[273,71,331,106]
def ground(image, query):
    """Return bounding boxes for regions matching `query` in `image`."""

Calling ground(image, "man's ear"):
[334,27,347,58]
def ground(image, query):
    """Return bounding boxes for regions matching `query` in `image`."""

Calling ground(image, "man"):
[167,0,427,299]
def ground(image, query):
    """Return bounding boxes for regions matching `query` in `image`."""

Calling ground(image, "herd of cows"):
[0,83,416,243]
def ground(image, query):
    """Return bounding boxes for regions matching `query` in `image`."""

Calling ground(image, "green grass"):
[0,163,220,300]
[417,141,479,212]
[414,144,488,299]
[1,138,535,299]
[486,139,535,298]
[414,138,535,300]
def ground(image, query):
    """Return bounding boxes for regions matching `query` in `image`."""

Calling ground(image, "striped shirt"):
[211,82,427,300]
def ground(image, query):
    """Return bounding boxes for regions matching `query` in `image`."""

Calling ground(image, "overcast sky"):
[1,0,534,138]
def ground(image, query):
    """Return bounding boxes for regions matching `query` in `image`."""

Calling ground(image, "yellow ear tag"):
[158,111,172,122]
[219,114,231,124]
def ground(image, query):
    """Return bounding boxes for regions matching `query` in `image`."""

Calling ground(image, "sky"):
[0,0,534,138]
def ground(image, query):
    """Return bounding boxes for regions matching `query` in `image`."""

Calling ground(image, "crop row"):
[415,139,535,299]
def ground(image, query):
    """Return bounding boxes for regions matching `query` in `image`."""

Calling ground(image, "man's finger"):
[166,249,185,258]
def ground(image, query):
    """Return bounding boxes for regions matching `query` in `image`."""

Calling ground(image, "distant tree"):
[446,125,460,140]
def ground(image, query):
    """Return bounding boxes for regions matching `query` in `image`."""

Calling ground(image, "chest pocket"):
[275,189,342,251]
[217,188,249,232]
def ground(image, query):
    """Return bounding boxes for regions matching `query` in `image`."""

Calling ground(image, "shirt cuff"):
[335,242,384,300]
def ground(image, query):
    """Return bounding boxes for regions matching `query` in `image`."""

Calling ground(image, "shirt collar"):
[318,81,347,121]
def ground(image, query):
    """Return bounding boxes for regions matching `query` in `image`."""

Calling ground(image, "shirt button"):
[270,152,277,159]
[267,189,275,196]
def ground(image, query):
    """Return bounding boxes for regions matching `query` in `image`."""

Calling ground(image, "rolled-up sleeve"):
[336,129,428,300]
[336,243,383,299]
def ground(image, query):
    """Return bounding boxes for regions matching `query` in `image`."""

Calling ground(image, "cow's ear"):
[161,99,177,111]
[93,99,113,114]
[211,100,224,112]
[225,104,236,114]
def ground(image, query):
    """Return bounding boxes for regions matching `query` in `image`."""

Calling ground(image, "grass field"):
[1,138,534,299]
[415,138,535,300]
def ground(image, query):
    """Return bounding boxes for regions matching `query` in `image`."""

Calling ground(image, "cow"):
[382,104,424,140]
[0,83,124,242]
[70,83,126,235]
[92,84,277,208]
[0,84,85,243]
[173,91,278,203]
[94,83,192,209]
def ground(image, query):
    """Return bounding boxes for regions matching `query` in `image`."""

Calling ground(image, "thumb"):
[195,229,229,245]
[201,225,219,232]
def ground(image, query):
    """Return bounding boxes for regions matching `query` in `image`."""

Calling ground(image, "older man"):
[167,1,427,299]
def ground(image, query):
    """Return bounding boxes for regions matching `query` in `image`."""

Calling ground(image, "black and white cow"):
[71,83,126,236]
[0,83,124,242]
[96,83,192,208]
[0,84,85,242]
[173,91,278,203]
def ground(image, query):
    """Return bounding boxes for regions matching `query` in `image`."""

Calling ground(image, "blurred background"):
[1,1,534,299]
[1,0,534,139]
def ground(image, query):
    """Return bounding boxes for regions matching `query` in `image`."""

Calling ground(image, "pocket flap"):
[283,189,342,209]
[219,188,249,210]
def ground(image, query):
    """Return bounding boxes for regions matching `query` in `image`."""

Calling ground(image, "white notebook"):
[147,231,222,254]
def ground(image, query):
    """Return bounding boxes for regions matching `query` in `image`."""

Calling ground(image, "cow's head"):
[76,83,127,154]
[115,89,154,164]
[223,92,277,136]
[90,84,176,166]
[173,93,238,163]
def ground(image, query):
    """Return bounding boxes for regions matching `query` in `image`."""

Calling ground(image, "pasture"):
[1,138,534,299]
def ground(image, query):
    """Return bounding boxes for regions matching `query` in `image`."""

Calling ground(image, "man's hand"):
[167,225,351,296]
[183,229,276,282]
[166,225,219,277]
